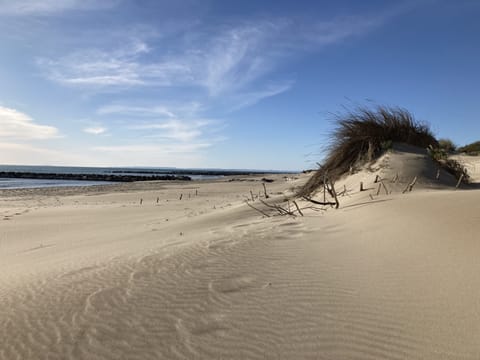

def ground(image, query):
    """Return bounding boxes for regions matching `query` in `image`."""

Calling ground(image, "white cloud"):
[131,119,213,142]
[0,106,59,140]
[83,126,107,135]
[97,104,176,118]
[37,13,385,101]
[0,0,118,15]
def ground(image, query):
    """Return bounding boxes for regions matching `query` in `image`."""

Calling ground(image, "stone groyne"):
[0,172,191,182]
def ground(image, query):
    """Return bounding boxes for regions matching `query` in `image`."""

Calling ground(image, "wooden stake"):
[360,182,364,192]
[455,174,464,189]
[262,182,269,199]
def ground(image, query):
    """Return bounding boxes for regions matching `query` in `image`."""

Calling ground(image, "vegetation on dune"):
[298,105,438,197]
[458,141,480,155]
[438,138,457,153]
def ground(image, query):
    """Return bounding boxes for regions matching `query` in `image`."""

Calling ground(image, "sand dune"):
[1,157,480,359]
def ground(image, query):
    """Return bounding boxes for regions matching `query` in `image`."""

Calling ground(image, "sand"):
[1,151,480,359]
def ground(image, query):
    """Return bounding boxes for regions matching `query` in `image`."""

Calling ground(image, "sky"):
[0,0,479,170]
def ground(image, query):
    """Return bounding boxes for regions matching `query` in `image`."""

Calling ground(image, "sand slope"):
[1,162,480,359]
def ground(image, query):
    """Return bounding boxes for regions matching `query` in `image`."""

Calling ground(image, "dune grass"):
[299,106,438,197]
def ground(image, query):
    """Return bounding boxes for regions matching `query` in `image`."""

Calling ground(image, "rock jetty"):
[0,172,191,182]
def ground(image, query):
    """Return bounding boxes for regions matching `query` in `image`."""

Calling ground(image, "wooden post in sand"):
[360,182,364,192]
[262,182,269,199]
[455,174,464,189]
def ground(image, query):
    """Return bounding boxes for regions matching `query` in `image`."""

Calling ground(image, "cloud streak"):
[83,126,107,135]
[0,106,59,140]
[38,12,388,101]
[0,0,118,15]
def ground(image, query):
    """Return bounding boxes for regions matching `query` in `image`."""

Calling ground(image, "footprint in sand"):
[209,275,256,294]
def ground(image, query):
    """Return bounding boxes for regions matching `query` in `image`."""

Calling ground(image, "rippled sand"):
[1,159,480,359]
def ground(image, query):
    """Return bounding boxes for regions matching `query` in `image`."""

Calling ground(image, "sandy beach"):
[2,150,480,359]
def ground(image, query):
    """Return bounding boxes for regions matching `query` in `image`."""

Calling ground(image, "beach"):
[2,152,480,359]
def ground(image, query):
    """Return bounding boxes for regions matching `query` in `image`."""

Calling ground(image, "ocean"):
[0,165,289,189]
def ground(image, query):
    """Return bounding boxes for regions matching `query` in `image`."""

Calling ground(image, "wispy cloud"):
[0,0,118,15]
[97,104,176,118]
[37,12,388,102]
[83,126,107,135]
[130,119,214,142]
[0,106,59,140]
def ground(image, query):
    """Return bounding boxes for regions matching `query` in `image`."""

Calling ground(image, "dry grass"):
[299,106,438,197]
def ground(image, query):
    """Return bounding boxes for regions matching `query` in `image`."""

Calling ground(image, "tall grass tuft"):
[299,106,438,197]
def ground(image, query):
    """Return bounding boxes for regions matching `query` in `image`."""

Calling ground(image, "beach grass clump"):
[299,105,438,196]
[438,138,457,153]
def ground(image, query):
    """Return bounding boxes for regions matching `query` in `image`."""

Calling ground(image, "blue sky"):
[0,0,479,170]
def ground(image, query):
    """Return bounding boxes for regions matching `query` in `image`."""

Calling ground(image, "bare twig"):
[402,176,417,193]
[380,180,389,195]
[329,181,340,209]
[292,200,304,216]
[302,196,337,206]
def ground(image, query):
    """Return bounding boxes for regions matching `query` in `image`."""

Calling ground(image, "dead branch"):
[329,180,340,209]
[302,196,337,206]
[402,176,417,193]
[292,200,304,216]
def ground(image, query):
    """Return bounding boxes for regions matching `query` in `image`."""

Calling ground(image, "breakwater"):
[0,172,191,182]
